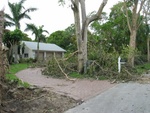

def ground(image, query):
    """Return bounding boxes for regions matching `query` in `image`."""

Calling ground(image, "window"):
[24,53,28,58]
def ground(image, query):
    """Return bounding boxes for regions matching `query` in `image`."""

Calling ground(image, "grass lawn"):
[135,63,150,74]
[6,63,30,87]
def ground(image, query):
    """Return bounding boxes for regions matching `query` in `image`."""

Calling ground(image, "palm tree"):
[5,0,37,29]
[25,24,49,60]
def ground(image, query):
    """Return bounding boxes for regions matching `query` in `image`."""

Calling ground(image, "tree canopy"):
[47,24,76,51]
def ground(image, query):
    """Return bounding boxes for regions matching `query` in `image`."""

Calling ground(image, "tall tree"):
[123,0,146,67]
[91,2,131,53]
[47,30,71,49]
[47,24,76,51]
[59,0,108,73]
[5,0,37,29]
[142,0,150,62]
[25,24,49,60]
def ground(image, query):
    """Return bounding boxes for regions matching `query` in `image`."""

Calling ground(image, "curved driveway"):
[16,68,116,101]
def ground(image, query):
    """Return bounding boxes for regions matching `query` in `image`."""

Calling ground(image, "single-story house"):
[18,41,66,60]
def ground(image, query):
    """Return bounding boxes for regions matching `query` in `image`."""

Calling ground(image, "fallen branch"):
[93,61,104,70]
[124,69,132,76]
[54,54,76,81]
[63,50,78,61]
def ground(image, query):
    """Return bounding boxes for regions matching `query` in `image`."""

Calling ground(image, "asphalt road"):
[65,82,150,113]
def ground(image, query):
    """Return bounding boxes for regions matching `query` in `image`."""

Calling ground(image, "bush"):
[19,58,37,63]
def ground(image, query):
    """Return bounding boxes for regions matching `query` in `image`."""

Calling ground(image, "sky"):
[0,0,121,40]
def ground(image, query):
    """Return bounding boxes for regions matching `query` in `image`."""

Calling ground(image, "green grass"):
[69,72,84,78]
[6,63,30,87]
[69,72,108,80]
[135,63,150,74]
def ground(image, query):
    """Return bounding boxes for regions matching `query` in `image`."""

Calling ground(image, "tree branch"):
[123,0,132,33]
[71,0,78,12]
[63,50,78,61]
[54,53,76,81]
[137,0,146,15]
[87,0,108,25]
[136,0,146,29]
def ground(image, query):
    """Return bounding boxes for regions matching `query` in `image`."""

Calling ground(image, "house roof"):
[22,41,66,52]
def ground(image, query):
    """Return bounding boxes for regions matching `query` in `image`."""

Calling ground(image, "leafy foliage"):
[90,2,130,53]
[22,33,32,41]
[47,24,77,52]
[47,30,70,49]
[3,29,24,48]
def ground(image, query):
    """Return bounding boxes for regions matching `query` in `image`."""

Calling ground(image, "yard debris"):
[54,54,76,81]
[1,80,79,113]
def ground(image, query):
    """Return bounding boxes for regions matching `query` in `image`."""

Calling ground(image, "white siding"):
[23,45,35,59]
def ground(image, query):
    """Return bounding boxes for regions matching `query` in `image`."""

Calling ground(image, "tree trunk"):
[128,30,136,67]
[14,44,18,63]
[82,23,88,73]
[37,41,39,61]
[124,0,146,67]
[71,0,107,73]
[147,35,150,62]
[8,46,13,64]
[0,10,4,112]
[73,0,84,73]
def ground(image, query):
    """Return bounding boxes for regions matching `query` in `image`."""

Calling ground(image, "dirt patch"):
[1,81,80,113]
[136,73,150,84]
[1,68,116,113]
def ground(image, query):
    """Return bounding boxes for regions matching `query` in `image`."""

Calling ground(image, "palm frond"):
[23,14,31,19]
[19,0,26,6]
[24,8,38,13]
[4,14,14,21]
[7,0,37,29]
[4,21,15,28]
[19,13,31,20]
[25,24,38,33]
[43,30,49,34]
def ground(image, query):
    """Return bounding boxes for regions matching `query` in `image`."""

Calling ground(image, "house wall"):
[46,52,54,60]
[38,51,64,61]
[20,44,64,60]
[39,51,44,60]
[54,52,63,58]
[23,46,35,59]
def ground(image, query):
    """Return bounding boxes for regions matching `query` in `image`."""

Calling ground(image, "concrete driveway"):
[65,82,150,113]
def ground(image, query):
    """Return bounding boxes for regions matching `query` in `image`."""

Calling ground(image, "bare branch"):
[63,50,78,61]
[123,0,132,32]
[54,53,76,81]
[137,0,146,15]
[71,0,78,12]
[136,0,146,29]
[87,0,108,25]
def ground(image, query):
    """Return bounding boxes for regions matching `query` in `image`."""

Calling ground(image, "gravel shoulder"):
[16,68,116,101]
